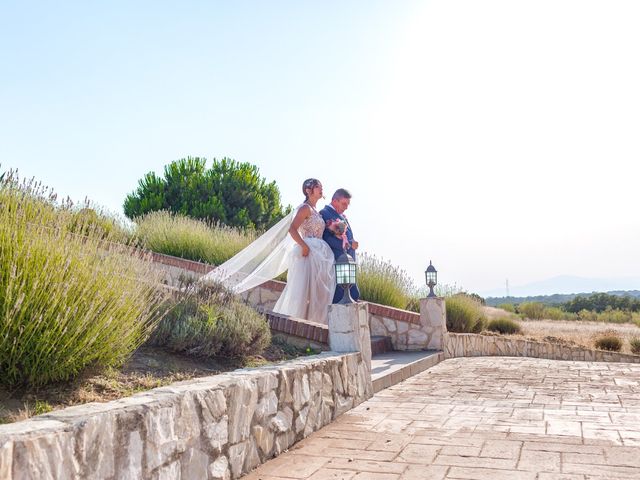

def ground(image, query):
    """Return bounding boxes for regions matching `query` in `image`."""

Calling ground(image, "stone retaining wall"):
[242,282,285,313]
[368,300,445,351]
[445,333,640,363]
[368,304,422,350]
[151,252,213,286]
[0,352,371,480]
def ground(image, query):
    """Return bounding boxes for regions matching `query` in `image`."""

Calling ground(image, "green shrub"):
[518,302,547,320]
[487,317,522,334]
[594,334,623,352]
[0,174,165,387]
[149,283,271,358]
[597,308,632,324]
[446,294,487,333]
[577,309,598,322]
[544,307,567,320]
[498,303,516,313]
[357,253,414,309]
[135,210,256,265]
[629,337,640,355]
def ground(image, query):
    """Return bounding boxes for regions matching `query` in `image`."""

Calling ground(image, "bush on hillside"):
[629,337,640,355]
[577,309,598,322]
[0,173,165,387]
[446,294,487,333]
[148,282,271,358]
[497,303,516,313]
[543,306,571,321]
[594,333,623,352]
[518,302,547,320]
[487,317,522,335]
[598,308,633,324]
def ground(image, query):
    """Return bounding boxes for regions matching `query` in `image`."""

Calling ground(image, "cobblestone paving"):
[243,357,640,479]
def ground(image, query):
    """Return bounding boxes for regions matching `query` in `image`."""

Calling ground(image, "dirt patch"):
[483,306,513,320]
[0,339,316,424]
[518,318,640,353]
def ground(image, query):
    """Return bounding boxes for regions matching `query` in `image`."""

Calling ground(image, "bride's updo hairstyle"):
[302,178,321,200]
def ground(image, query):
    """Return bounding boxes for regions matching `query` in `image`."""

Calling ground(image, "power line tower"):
[506,278,510,298]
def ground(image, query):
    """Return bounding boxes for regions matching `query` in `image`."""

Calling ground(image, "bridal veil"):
[200,210,296,293]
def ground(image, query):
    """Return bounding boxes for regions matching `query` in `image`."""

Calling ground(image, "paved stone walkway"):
[243,357,640,479]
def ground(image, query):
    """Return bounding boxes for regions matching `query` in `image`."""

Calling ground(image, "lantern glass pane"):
[335,264,348,285]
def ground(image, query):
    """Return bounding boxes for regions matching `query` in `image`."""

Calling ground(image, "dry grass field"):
[483,306,640,354]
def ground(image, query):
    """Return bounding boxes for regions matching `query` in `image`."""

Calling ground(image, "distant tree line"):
[486,290,640,308]
[563,292,640,313]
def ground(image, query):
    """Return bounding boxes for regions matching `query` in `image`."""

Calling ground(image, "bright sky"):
[2,1,639,296]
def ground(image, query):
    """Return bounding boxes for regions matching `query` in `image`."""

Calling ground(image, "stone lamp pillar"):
[328,302,373,400]
[420,297,447,350]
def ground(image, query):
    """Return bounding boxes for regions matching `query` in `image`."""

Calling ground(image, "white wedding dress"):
[200,204,336,325]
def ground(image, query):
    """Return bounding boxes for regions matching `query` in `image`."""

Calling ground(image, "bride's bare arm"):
[289,205,311,257]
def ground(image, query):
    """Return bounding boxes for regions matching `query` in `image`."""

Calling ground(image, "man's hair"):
[332,188,351,201]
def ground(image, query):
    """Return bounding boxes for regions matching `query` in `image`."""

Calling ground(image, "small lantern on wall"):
[335,252,357,304]
[425,260,437,297]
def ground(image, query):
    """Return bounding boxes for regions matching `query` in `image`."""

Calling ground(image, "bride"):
[200,178,336,324]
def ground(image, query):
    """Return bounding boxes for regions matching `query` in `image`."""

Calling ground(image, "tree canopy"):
[124,157,289,230]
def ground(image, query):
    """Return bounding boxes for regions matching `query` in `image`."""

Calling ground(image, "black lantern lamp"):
[335,252,357,304]
[425,260,437,297]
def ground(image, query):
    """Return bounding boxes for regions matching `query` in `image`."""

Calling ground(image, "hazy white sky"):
[2,1,639,295]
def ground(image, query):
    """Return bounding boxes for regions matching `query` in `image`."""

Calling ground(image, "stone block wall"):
[445,333,640,363]
[151,252,213,287]
[368,303,434,351]
[0,352,370,480]
[241,282,285,312]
